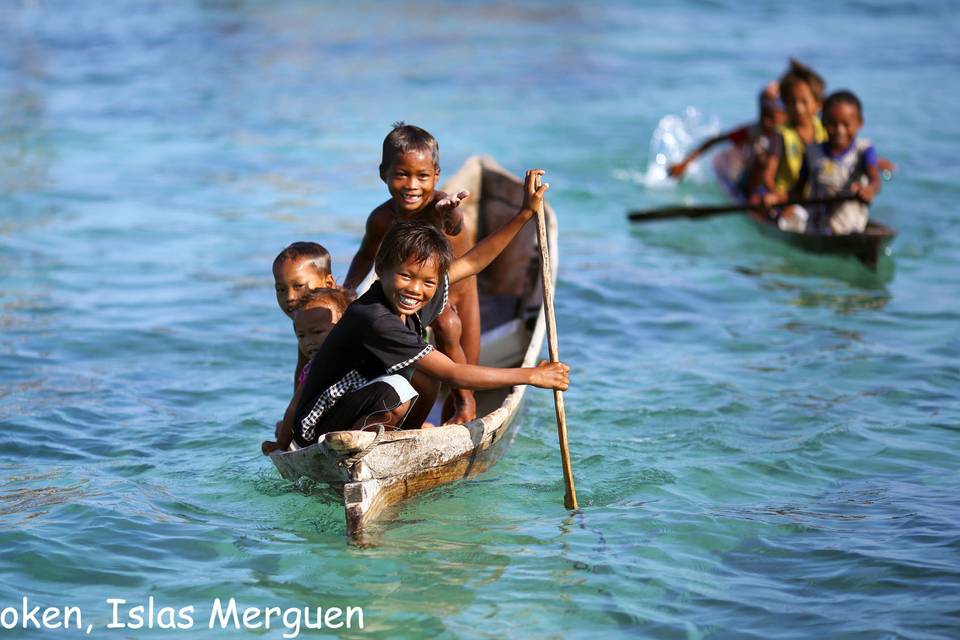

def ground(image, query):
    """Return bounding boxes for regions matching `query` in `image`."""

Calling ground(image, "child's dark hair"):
[823,90,863,122]
[273,242,331,275]
[379,122,440,179]
[779,58,826,104]
[292,287,354,314]
[375,221,452,277]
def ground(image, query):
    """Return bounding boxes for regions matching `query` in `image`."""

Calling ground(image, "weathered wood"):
[343,398,524,537]
[268,156,558,540]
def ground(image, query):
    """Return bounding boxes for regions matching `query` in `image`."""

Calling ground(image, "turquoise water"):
[2,1,959,638]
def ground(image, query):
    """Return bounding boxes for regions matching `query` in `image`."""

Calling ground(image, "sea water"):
[1,1,958,638]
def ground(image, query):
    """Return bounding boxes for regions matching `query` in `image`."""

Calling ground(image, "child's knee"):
[432,309,462,345]
[362,398,413,430]
[384,399,413,426]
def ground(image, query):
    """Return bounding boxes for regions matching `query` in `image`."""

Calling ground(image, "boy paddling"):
[263,169,569,453]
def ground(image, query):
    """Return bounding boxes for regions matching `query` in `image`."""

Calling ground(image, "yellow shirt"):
[774,117,827,192]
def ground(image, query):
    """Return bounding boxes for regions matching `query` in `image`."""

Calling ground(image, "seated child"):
[342,122,480,426]
[292,287,354,386]
[266,170,569,452]
[780,90,881,235]
[669,82,786,198]
[261,287,353,454]
[753,59,828,207]
[272,242,337,387]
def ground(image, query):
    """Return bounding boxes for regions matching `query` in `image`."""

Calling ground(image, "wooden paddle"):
[627,194,859,223]
[534,174,578,510]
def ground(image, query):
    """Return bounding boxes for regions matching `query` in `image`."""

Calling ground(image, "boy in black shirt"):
[263,169,569,452]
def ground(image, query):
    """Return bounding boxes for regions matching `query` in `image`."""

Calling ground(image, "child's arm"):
[853,147,882,204]
[750,135,787,208]
[262,382,304,454]
[448,169,548,285]
[668,127,742,179]
[343,208,391,292]
[432,190,469,236]
[294,349,307,392]
[416,349,569,391]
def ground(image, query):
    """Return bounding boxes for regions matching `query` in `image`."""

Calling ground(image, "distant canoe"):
[714,147,896,270]
[268,156,555,541]
[745,210,895,270]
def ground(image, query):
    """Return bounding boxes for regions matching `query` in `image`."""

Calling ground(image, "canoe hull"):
[748,211,895,270]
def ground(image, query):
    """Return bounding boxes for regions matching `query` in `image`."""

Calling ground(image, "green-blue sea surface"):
[2,1,958,638]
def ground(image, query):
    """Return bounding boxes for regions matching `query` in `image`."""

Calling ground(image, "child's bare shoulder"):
[366,200,398,234]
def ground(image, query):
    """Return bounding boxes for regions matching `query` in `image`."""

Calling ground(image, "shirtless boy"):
[343,123,480,425]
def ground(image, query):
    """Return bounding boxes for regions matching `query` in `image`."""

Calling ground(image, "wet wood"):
[534,173,578,510]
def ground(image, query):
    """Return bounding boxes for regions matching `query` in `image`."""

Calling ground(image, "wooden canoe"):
[745,211,895,270]
[713,147,896,270]
[268,156,556,540]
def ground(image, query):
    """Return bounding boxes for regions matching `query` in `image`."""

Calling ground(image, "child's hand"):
[853,183,876,204]
[263,419,294,455]
[435,190,470,212]
[261,440,281,455]
[522,169,549,216]
[530,360,569,391]
[761,191,785,209]
[435,190,469,234]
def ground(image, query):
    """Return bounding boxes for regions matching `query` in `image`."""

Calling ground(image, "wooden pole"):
[534,175,578,510]
[627,194,859,222]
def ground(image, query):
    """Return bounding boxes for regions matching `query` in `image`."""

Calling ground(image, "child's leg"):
[404,369,440,429]
[295,378,418,445]
[452,279,481,422]
[431,305,475,423]
[354,398,414,430]
[455,278,481,367]
[436,277,480,424]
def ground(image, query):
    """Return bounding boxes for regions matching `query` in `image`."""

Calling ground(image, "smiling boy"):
[264,170,569,452]
[343,123,481,426]
[783,90,881,235]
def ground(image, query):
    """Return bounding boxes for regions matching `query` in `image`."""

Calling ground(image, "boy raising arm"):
[343,123,480,425]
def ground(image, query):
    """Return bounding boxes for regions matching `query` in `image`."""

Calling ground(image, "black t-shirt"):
[293,276,448,441]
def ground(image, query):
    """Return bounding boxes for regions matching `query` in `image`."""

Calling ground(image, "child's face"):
[273,259,335,318]
[784,81,821,127]
[760,106,787,134]
[378,254,441,320]
[824,101,863,153]
[383,150,439,215]
[294,304,340,359]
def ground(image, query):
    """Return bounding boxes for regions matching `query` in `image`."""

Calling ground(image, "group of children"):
[261,124,569,454]
[669,59,886,235]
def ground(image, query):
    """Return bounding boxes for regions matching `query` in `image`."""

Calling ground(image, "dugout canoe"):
[713,147,896,270]
[268,155,556,540]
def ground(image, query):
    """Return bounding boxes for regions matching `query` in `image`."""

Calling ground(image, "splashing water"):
[637,106,719,188]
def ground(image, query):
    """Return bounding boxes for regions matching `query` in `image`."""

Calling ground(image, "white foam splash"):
[615,106,720,189]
